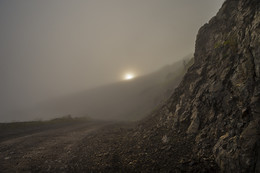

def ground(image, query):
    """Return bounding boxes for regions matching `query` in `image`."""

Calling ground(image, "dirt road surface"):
[0,121,113,172]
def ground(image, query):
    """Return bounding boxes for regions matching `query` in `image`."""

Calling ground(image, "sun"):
[124,73,135,80]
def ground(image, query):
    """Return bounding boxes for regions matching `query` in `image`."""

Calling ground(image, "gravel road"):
[0,121,111,172]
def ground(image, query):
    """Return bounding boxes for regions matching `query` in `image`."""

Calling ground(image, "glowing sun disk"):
[124,73,135,80]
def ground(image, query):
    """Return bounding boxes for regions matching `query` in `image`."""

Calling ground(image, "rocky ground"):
[0,120,218,173]
[0,120,111,172]
[67,119,219,173]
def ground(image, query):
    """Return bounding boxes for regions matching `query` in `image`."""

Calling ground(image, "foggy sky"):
[0,0,224,120]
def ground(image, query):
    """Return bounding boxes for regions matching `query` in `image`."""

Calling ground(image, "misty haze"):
[0,0,222,122]
[1,0,259,172]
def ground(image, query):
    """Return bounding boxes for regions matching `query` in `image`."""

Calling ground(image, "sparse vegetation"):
[214,33,237,50]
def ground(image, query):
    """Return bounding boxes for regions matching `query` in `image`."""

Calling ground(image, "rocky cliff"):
[152,0,260,171]
[165,0,260,171]
[154,0,260,171]
[68,0,260,172]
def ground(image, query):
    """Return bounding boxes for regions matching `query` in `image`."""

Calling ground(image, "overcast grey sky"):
[0,0,224,117]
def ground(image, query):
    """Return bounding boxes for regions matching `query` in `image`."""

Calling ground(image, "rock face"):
[68,0,260,172]
[156,0,260,172]
[129,0,260,172]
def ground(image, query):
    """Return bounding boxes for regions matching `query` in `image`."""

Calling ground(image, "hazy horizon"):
[0,0,224,121]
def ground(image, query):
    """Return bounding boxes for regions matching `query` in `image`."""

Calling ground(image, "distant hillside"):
[32,56,193,121]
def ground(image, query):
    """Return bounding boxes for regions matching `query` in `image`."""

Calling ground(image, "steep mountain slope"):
[66,0,259,172]
[138,0,260,171]
[27,57,192,122]
[171,0,260,171]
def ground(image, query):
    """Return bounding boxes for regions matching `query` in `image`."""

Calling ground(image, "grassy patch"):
[214,33,238,51]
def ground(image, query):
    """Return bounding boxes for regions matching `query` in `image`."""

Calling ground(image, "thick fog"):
[0,0,224,122]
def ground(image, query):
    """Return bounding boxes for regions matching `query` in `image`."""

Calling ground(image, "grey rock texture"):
[160,0,260,172]
[132,0,260,171]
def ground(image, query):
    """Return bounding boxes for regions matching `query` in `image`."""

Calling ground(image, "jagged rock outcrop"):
[156,0,260,172]
[135,0,260,172]
[68,0,259,172]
